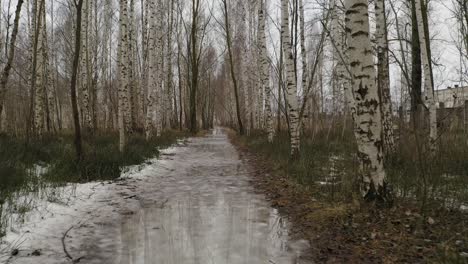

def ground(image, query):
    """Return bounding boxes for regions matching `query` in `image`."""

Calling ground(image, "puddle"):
[86,128,310,263]
[4,128,311,264]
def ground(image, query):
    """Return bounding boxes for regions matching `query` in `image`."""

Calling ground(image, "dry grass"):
[230,128,468,263]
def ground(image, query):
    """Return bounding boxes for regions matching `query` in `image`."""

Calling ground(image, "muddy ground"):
[230,130,468,264]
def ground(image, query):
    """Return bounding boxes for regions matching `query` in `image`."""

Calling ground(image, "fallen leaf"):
[427,217,435,225]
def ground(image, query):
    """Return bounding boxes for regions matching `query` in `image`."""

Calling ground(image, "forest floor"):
[1,128,314,264]
[230,130,468,263]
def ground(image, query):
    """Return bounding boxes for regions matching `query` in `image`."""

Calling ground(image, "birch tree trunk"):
[258,0,274,142]
[240,29,251,135]
[281,0,300,158]
[118,0,130,152]
[155,0,164,137]
[145,0,156,140]
[80,0,92,130]
[42,7,56,133]
[91,0,99,131]
[345,0,391,203]
[70,0,85,160]
[415,0,437,152]
[27,0,35,136]
[375,0,395,154]
[176,4,184,130]
[140,0,149,131]
[33,0,46,136]
[128,0,137,131]
[102,0,113,131]
[166,0,175,128]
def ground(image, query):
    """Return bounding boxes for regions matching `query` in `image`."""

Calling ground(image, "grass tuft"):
[0,129,189,238]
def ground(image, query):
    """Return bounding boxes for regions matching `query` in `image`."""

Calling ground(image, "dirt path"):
[4,128,311,264]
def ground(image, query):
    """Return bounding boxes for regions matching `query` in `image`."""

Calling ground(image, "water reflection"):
[118,193,300,263]
[92,128,310,264]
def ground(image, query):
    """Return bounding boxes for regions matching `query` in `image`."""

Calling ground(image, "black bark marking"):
[351,30,369,38]
[350,61,361,67]
[351,3,368,9]
[345,9,359,15]
[356,82,368,99]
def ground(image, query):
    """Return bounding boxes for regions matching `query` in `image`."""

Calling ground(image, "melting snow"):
[1,129,311,264]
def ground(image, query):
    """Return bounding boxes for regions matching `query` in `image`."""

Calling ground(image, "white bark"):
[128,0,137,131]
[281,0,300,158]
[145,0,156,140]
[80,0,92,130]
[118,0,130,152]
[165,0,175,128]
[140,0,150,131]
[258,0,274,142]
[33,0,46,135]
[155,0,164,137]
[375,0,395,154]
[103,0,113,130]
[345,0,389,202]
[42,8,55,132]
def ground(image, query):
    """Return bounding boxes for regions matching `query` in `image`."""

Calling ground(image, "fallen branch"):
[61,225,84,263]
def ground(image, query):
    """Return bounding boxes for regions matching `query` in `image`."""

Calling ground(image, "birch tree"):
[145,0,157,140]
[102,0,114,130]
[33,0,47,136]
[140,0,149,132]
[345,0,390,203]
[118,0,130,152]
[258,0,273,142]
[80,0,92,130]
[128,0,138,131]
[375,0,395,154]
[43,7,56,133]
[165,0,175,128]
[155,0,164,137]
[90,0,99,131]
[281,0,300,158]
